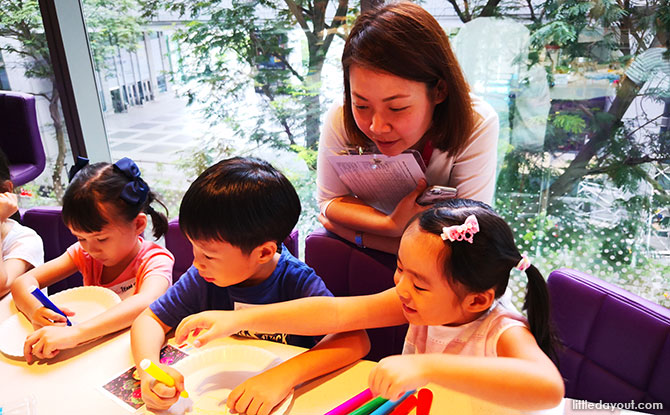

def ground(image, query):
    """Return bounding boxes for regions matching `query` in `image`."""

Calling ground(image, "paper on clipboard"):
[327,151,426,214]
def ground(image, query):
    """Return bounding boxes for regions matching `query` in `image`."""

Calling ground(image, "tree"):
[0,0,145,200]
[140,0,351,168]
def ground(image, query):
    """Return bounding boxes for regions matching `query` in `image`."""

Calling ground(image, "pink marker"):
[323,389,373,415]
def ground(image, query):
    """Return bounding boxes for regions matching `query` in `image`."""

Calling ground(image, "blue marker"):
[29,285,72,326]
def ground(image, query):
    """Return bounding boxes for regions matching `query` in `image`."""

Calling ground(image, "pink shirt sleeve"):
[134,243,174,293]
[66,242,98,286]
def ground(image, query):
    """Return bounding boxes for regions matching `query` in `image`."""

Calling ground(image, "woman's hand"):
[0,192,18,222]
[175,310,239,347]
[227,367,294,415]
[140,364,185,410]
[386,180,430,236]
[23,325,82,363]
[369,354,429,401]
[30,305,75,328]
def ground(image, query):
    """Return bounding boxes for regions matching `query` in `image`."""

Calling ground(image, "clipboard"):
[327,149,426,214]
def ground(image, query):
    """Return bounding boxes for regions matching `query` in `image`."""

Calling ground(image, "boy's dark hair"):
[179,157,301,254]
[62,161,168,239]
[416,198,558,361]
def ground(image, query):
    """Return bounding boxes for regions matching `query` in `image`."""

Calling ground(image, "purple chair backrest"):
[165,218,299,283]
[21,206,82,295]
[304,227,407,361]
[548,268,670,412]
[0,91,46,186]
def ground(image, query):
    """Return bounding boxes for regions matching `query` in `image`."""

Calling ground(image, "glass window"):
[0,1,74,206]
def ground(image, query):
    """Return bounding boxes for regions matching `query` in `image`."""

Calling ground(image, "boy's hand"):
[23,325,81,363]
[369,354,428,401]
[31,305,75,328]
[175,310,238,347]
[140,365,185,410]
[0,192,18,222]
[227,368,293,415]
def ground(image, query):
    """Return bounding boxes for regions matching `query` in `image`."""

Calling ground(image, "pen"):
[29,285,72,326]
[139,359,189,398]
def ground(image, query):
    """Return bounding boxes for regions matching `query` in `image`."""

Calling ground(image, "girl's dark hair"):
[179,157,301,254]
[416,199,557,360]
[342,2,474,155]
[0,149,10,184]
[62,162,168,239]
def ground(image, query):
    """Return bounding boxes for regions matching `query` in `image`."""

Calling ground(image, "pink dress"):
[66,238,174,299]
[403,302,527,356]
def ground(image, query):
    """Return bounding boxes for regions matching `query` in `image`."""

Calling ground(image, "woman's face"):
[349,64,442,156]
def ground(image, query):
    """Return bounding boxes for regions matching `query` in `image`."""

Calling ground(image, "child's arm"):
[131,308,186,411]
[175,288,406,346]
[23,274,170,362]
[227,330,370,415]
[11,252,79,326]
[369,326,565,411]
[0,257,33,298]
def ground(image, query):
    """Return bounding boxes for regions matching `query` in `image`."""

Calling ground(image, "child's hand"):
[23,325,81,363]
[30,305,75,328]
[369,354,428,401]
[140,365,185,410]
[175,310,237,347]
[227,368,293,415]
[0,192,18,222]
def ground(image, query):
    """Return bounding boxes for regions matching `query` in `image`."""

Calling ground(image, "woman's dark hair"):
[62,161,168,239]
[179,157,301,254]
[342,2,474,155]
[416,199,557,360]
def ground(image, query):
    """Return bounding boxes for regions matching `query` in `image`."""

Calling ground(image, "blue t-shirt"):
[150,247,332,348]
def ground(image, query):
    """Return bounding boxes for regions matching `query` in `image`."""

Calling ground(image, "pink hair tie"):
[516,254,531,272]
[441,215,479,244]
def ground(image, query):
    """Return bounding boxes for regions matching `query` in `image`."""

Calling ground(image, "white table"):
[0,294,645,415]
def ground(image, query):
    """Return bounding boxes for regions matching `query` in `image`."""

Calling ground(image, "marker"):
[369,390,416,415]
[29,285,71,326]
[139,359,189,398]
[323,389,373,415]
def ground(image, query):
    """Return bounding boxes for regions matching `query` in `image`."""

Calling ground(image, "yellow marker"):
[139,358,189,398]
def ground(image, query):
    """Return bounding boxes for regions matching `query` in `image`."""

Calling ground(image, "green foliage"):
[551,113,586,134]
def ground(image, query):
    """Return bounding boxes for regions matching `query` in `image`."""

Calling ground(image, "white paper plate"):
[0,286,121,357]
[164,345,293,415]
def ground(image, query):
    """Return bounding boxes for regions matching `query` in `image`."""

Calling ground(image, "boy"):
[131,157,369,415]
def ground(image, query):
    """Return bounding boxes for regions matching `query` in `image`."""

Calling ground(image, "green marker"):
[347,396,387,415]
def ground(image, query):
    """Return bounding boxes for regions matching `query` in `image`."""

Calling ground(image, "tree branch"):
[479,0,502,17]
[446,0,469,23]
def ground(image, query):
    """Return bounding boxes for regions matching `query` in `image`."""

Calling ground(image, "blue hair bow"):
[113,157,149,205]
[68,156,89,182]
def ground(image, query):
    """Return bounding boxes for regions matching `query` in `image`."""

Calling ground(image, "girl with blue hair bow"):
[12,157,174,363]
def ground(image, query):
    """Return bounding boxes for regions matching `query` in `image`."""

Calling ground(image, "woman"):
[317,2,499,254]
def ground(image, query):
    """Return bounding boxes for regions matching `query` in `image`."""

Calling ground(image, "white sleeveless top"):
[403,302,527,357]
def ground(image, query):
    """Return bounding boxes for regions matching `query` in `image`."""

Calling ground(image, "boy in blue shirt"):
[131,157,370,414]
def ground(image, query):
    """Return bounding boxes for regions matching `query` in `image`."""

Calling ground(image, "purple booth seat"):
[21,206,82,295]
[548,268,670,413]
[0,91,46,186]
[164,218,299,283]
[304,227,407,362]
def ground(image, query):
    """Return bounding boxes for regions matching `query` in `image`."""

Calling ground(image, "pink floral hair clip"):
[516,254,531,272]
[441,215,479,244]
